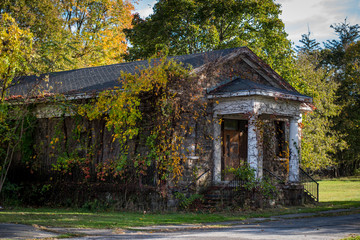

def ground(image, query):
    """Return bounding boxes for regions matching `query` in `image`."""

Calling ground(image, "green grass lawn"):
[0,177,359,229]
[0,208,246,228]
[0,207,331,229]
[319,176,360,208]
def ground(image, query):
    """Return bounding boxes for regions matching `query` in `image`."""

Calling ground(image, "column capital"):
[290,114,301,122]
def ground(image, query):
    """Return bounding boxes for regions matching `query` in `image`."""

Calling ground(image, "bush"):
[0,181,22,206]
[228,165,277,200]
[174,192,204,210]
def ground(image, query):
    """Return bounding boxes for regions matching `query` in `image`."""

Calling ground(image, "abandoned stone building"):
[7,47,317,209]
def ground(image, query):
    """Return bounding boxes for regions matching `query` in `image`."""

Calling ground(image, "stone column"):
[288,115,301,182]
[213,117,222,183]
[247,115,262,178]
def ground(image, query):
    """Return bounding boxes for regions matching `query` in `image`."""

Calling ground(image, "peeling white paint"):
[213,96,302,117]
[212,95,304,183]
[213,117,222,184]
[289,115,301,182]
[248,114,260,178]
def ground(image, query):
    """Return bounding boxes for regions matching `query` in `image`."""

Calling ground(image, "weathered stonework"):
[205,94,305,185]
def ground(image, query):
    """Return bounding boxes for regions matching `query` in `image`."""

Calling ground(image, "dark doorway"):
[221,119,248,181]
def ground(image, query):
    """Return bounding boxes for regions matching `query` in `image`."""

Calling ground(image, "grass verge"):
[0,203,358,229]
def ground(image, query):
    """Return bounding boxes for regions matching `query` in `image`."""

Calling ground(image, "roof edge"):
[207,89,313,103]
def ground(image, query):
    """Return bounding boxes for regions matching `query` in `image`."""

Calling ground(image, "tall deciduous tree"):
[0,0,134,72]
[59,0,134,67]
[320,20,360,175]
[0,13,33,100]
[295,51,346,171]
[0,13,34,195]
[125,0,295,80]
[337,40,360,174]
[0,0,70,73]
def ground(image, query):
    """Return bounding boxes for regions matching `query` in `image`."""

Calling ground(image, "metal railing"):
[226,175,248,188]
[300,168,319,202]
[263,168,286,184]
[182,168,211,192]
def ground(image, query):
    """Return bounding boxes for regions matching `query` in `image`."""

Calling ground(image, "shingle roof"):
[8,47,241,97]
[8,47,310,103]
[208,77,311,101]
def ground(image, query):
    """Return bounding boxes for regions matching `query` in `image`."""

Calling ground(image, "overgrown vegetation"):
[125,0,360,176]
[34,58,210,193]
[76,58,207,183]
[0,57,213,208]
[0,0,135,198]
[174,192,204,210]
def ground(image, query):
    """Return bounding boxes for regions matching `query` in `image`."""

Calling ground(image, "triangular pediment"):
[207,77,311,103]
[192,47,297,94]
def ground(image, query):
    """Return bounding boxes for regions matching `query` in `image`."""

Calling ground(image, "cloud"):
[133,0,156,18]
[276,0,360,46]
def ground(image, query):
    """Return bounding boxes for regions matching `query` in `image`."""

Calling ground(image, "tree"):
[319,20,360,175]
[0,0,134,73]
[0,0,135,201]
[125,0,295,81]
[0,13,34,195]
[295,51,346,171]
[323,19,360,68]
[296,31,320,53]
[0,0,69,73]
[0,13,33,101]
[292,20,360,175]
[59,0,134,67]
[331,40,360,175]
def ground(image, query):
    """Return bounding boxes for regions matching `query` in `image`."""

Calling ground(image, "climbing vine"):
[74,58,207,183]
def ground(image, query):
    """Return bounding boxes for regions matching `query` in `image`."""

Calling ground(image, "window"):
[224,119,239,130]
[275,121,286,158]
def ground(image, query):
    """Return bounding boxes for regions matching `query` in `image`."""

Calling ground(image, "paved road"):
[0,213,359,239]
[0,223,58,239]
[68,213,360,240]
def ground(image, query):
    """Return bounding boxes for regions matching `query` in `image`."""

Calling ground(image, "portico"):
[208,78,311,184]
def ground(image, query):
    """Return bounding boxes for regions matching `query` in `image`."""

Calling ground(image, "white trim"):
[208,89,312,103]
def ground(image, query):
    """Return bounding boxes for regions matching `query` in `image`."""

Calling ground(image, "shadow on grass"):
[0,209,243,228]
[320,201,360,208]
[323,180,360,182]
[1,201,359,229]
[319,177,360,182]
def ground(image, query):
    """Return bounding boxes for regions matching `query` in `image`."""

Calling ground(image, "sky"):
[133,0,360,47]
